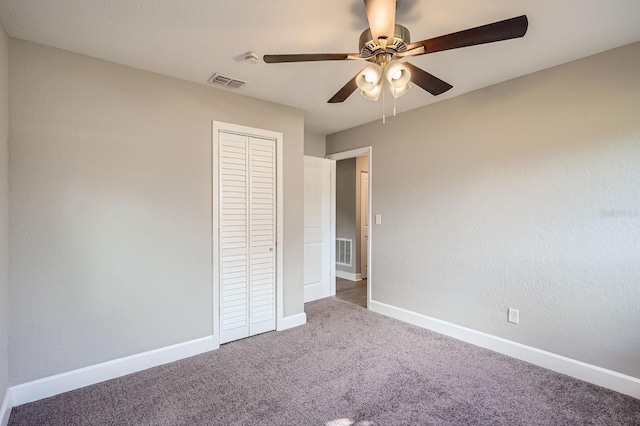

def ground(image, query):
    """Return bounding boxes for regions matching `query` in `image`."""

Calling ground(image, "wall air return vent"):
[208,73,247,89]
[336,238,352,267]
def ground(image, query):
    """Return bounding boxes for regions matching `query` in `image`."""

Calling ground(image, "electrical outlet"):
[508,308,519,324]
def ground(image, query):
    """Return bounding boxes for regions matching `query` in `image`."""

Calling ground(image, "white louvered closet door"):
[247,137,277,336]
[219,132,276,344]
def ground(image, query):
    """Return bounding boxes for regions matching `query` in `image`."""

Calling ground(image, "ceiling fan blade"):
[404,62,452,96]
[264,53,361,63]
[364,0,396,45]
[328,72,361,103]
[406,15,528,55]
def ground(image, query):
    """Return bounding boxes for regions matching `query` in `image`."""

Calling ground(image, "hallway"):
[335,278,367,308]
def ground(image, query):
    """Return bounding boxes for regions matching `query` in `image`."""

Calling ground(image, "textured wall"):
[0,24,9,400]
[327,42,640,377]
[336,159,356,274]
[9,39,305,385]
[304,132,326,158]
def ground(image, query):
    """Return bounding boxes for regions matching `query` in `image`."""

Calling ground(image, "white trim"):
[275,131,285,334]
[329,160,336,296]
[370,300,640,399]
[326,147,372,309]
[368,151,375,309]
[211,121,284,344]
[335,270,362,281]
[277,312,307,331]
[211,123,220,349]
[326,147,370,162]
[10,336,215,408]
[366,149,372,309]
[0,388,12,426]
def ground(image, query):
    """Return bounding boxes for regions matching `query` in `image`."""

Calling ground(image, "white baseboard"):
[4,314,308,417]
[0,387,12,426]
[9,336,215,408]
[277,312,307,331]
[335,270,362,281]
[369,300,640,400]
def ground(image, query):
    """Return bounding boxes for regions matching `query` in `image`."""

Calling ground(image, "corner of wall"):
[0,18,11,425]
[303,131,326,158]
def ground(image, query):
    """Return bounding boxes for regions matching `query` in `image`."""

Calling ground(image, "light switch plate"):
[375,214,382,225]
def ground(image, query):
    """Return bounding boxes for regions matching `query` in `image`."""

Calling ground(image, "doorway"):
[327,147,372,309]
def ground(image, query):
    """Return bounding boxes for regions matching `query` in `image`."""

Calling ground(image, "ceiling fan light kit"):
[356,58,412,103]
[264,0,528,111]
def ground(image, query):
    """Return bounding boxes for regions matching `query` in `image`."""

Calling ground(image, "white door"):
[303,156,332,302]
[360,171,369,280]
[219,132,276,344]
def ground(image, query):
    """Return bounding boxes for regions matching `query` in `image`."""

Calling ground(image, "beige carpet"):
[9,298,640,425]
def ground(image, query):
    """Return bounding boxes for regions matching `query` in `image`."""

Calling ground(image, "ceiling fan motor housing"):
[359,24,410,58]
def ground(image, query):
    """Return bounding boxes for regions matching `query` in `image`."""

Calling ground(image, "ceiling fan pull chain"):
[382,83,386,124]
[393,88,397,116]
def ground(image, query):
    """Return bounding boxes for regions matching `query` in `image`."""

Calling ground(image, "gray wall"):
[9,39,305,385]
[304,132,326,158]
[0,24,9,399]
[335,158,356,274]
[327,42,640,378]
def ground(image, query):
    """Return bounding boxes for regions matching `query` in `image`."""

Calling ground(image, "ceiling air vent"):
[208,73,247,89]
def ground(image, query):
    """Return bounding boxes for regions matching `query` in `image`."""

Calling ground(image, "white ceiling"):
[1,1,639,135]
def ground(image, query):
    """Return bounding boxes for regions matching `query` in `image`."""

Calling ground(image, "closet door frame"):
[212,121,284,349]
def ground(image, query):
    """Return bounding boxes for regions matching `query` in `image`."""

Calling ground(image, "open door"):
[303,156,334,302]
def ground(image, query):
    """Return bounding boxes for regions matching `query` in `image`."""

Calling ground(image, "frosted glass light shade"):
[360,82,382,101]
[391,82,411,98]
[356,65,383,92]
[384,61,411,89]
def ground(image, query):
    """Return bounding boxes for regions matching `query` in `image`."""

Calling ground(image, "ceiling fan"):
[264,0,528,104]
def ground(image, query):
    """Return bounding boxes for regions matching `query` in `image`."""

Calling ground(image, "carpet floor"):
[9,299,640,425]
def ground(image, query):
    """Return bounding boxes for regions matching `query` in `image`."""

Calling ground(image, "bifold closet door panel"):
[248,137,276,336]
[219,132,250,344]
